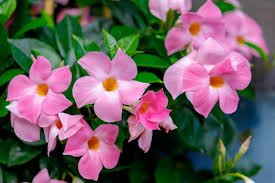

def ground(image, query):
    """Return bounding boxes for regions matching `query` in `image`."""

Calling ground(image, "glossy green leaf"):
[135,72,162,83]
[244,41,269,62]
[133,54,170,69]
[110,25,139,40]
[8,38,62,72]
[0,0,16,24]
[0,25,10,61]
[0,93,8,118]
[103,29,119,58]
[238,85,256,99]
[215,1,236,13]
[129,159,150,183]
[0,138,41,167]
[0,166,3,183]
[0,68,24,87]
[118,34,140,56]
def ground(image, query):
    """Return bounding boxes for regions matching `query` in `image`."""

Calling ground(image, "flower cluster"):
[149,0,268,117]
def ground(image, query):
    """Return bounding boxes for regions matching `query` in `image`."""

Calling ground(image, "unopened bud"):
[243,177,255,183]
[218,139,226,157]
[238,136,252,156]
[72,177,84,183]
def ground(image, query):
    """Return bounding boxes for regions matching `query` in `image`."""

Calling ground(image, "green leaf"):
[129,159,150,183]
[135,72,162,83]
[103,29,119,58]
[0,138,41,167]
[0,69,24,87]
[133,54,170,69]
[0,94,8,118]
[110,25,139,40]
[8,38,62,72]
[237,85,256,99]
[0,0,16,24]
[0,166,3,183]
[85,41,100,52]
[244,41,269,62]
[215,1,236,13]
[55,16,82,58]
[0,25,10,60]
[155,157,182,183]
[118,34,140,56]
[235,159,261,177]
[73,35,86,60]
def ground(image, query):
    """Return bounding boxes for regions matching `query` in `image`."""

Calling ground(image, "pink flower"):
[149,0,192,21]
[7,56,72,124]
[64,123,120,181]
[73,49,149,122]
[164,38,252,117]
[165,0,225,55]
[223,10,269,59]
[128,115,176,153]
[56,7,94,26]
[43,113,84,155]
[32,168,66,183]
[135,89,171,130]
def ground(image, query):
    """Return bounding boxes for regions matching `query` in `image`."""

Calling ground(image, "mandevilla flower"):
[128,115,176,153]
[64,123,120,181]
[32,168,66,183]
[165,0,225,55]
[223,10,269,59]
[149,0,192,21]
[43,113,84,155]
[164,38,252,117]
[7,56,72,124]
[135,89,171,130]
[73,49,149,122]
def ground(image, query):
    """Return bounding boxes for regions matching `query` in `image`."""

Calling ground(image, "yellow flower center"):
[237,35,245,45]
[55,120,63,129]
[139,102,150,114]
[36,83,49,96]
[210,76,224,88]
[103,78,118,92]
[189,23,201,36]
[88,136,100,150]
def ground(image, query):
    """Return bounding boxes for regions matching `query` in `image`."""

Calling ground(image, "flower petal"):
[165,27,191,55]
[7,75,35,101]
[192,87,219,117]
[99,143,120,169]
[78,52,111,80]
[146,109,171,122]
[43,90,72,115]
[148,0,169,21]
[118,80,149,105]
[78,152,102,181]
[94,92,122,122]
[160,116,177,133]
[30,56,52,83]
[37,113,58,128]
[110,49,137,80]
[47,125,59,155]
[138,129,152,153]
[46,66,72,93]
[197,0,222,19]
[94,124,119,144]
[58,113,83,131]
[11,113,41,142]
[32,169,51,183]
[73,76,103,108]
[128,115,145,142]
[219,84,239,114]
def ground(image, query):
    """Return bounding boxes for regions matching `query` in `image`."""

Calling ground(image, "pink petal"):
[7,75,35,101]
[94,124,119,144]
[196,38,225,65]
[37,113,58,128]
[73,76,103,108]
[17,94,43,124]
[33,169,51,183]
[164,57,191,99]
[46,66,72,93]
[110,49,137,80]
[197,0,222,19]
[78,152,102,181]
[99,143,120,169]
[160,116,177,133]
[219,84,239,114]
[78,52,111,80]
[47,125,59,155]
[63,124,91,157]
[59,122,83,141]
[138,129,153,153]
[43,90,72,115]
[30,56,52,84]
[146,109,171,122]
[182,63,209,91]
[165,27,191,55]
[128,115,145,142]
[6,101,21,117]
[148,0,169,21]
[169,0,192,13]
[141,120,160,131]
[118,80,149,105]
[11,113,41,142]
[141,89,168,112]
[94,92,122,122]
[58,113,83,131]
[192,87,219,117]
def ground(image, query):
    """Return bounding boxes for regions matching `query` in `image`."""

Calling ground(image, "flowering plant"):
[0,0,268,182]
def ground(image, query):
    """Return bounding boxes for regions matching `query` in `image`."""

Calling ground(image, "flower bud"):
[238,136,252,157]
[218,139,226,157]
